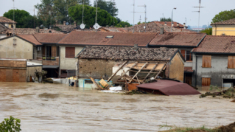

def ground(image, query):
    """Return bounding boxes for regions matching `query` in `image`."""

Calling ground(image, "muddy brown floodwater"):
[0,83,235,132]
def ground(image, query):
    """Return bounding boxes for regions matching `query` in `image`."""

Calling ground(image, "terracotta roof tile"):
[34,33,67,44]
[58,31,157,46]
[17,34,41,45]
[77,46,179,61]
[149,33,206,47]
[2,28,64,35]
[192,35,235,54]
[0,17,17,24]
[154,21,185,28]
[211,18,235,25]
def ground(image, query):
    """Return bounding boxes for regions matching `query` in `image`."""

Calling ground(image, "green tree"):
[212,9,235,23]
[77,0,90,5]
[116,21,131,27]
[160,17,172,22]
[3,9,31,28]
[200,28,212,35]
[0,116,21,132]
[69,4,117,28]
[94,0,118,17]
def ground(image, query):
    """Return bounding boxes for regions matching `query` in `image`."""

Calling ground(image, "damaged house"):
[76,46,185,84]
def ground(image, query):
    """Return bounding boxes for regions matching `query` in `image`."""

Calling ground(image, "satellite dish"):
[80,23,85,29]
[93,23,101,30]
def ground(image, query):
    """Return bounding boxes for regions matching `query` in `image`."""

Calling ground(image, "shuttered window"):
[202,78,211,86]
[202,55,211,68]
[228,56,235,69]
[65,47,75,58]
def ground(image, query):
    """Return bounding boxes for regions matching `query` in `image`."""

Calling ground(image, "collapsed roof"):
[77,46,179,61]
[137,80,201,96]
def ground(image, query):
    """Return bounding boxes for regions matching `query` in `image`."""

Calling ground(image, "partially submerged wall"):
[78,59,122,79]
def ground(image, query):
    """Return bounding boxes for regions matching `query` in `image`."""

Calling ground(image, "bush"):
[0,116,21,132]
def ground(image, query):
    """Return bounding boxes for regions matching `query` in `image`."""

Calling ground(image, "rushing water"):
[0,82,235,132]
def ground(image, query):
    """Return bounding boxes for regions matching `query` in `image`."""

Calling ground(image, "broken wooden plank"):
[107,61,128,82]
[118,62,138,79]
[154,63,166,79]
[129,62,148,83]
[143,63,159,82]
[89,77,104,90]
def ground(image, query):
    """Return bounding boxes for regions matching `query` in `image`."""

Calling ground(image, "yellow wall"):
[0,37,33,59]
[212,25,235,36]
[59,46,84,70]
[169,53,184,82]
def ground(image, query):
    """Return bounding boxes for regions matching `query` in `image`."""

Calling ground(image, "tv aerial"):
[80,0,86,30]
[93,0,101,30]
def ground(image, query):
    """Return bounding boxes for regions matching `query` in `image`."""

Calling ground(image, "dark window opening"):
[66,47,75,58]
[46,46,52,57]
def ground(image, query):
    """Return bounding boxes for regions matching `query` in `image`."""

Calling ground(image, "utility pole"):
[138,5,147,32]
[133,0,135,33]
[193,0,204,33]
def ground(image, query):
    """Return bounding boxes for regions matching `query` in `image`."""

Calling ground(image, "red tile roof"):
[34,33,67,44]
[153,21,185,28]
[192,35,235,54]
[211,18,235,25]
[149,33,206,47]
[0,17,17,24]
[17,34,41,45]
[58,31,157,47]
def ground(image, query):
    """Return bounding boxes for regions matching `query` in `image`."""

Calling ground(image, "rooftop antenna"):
[80,0,86,30]
[93,0,101,30]
[13,0,15,36]
[138,4,147,32]
[193,0,204,33]
[112,0,115,26]
[132,0,135,33]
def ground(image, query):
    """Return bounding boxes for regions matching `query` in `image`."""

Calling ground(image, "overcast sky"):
[0,0,235,27]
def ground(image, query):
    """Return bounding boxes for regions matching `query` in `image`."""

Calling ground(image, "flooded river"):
[0,83,235,132]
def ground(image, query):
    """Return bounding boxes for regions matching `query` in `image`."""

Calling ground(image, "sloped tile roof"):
[211,18,235,25]
[58,31,157,47]
[77,46,179,61]
[149,32,206,47]
[192,36,235,54]
[34,33,67,44]
[154,21,185,28]
[0,17,17,24]
[17,34,42,45]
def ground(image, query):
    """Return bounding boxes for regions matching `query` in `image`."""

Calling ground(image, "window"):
[181,50,192,61]
[228,56,235,69]
[57,46,60,57]
[202,78,211,86]
[202,55,211,68]
[65,47,75,58]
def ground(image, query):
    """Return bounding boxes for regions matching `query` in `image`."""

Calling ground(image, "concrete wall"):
[212,25,235,36]
[193,54,235,88]
[26,66,42,79]
[0,37,33,59]
[59,46,84,71]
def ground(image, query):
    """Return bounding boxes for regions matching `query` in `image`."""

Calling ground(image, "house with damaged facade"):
[192,35,235,88]
[76,46,185,84]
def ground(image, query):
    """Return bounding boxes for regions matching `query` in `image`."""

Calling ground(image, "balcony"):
[42,57,59,66]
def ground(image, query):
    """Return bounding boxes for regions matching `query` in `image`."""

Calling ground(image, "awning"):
[137,80,200,96]
[43,65,59,69]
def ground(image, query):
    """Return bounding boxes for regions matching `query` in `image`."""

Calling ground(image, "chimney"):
[160,27,164,34]
[177,23,179,26]
[36,27,39,33]
[183,23,186,29]
[63,21,66,25]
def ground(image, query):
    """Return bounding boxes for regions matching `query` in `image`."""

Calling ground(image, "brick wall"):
[42,57,59,66]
